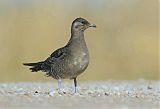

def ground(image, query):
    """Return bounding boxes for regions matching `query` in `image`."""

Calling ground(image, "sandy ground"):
[0,80,159,109]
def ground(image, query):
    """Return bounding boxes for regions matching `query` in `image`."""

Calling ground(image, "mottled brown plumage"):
[23,18,96,93]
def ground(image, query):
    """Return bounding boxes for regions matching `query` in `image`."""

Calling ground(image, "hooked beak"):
[89,23,96,28]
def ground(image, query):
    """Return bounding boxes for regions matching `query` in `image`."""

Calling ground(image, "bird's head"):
[71,17,96,33]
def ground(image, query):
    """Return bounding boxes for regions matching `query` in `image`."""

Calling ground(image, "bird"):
[23,17,96,93]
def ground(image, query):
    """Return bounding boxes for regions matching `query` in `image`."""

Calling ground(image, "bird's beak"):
[89,23,96,28]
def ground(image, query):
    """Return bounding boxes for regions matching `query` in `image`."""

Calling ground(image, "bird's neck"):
[71,29,84,37]
[71,31,84,39]
[67,31,87,48]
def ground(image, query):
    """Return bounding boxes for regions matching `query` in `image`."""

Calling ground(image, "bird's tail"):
[23,61,44,72]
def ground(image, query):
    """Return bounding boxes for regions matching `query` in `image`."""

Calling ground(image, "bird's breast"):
[72,51,89,71]
[67,36,89,77]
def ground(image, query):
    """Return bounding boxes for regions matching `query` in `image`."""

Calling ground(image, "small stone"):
[117,92,121,96]
[135,95,139,98]
[105,92,109,96]
[88,92,92,95]
[147,86,152,90]
[49,91,54,96]
[35,91,38,93]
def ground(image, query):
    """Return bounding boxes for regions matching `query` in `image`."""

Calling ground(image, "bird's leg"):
[73,77,78,93]
[57,79,62,94]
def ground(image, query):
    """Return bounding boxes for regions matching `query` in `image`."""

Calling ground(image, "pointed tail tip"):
[23,63,35,66]
[23,63,27,65]
[23,63,27,66]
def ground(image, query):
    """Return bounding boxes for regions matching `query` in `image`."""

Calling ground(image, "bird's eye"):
[81,21,86,24]
[81,21,84,24]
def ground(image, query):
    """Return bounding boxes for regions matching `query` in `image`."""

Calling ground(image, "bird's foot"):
[58,92,63,95]
[73,92,80,96]
[72,91,83,96]
[57,89,67,95]
[72,87,82,96]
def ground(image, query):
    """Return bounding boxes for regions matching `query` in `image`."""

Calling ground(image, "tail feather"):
[23,62,43,72]
[23,63,38,66]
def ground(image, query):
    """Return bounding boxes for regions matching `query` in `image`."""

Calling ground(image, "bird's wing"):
[50,48,65,58]
[50,47,68,59]
[39,47,68,73]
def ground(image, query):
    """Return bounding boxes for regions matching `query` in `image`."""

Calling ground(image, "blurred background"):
[0,0,158,82]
